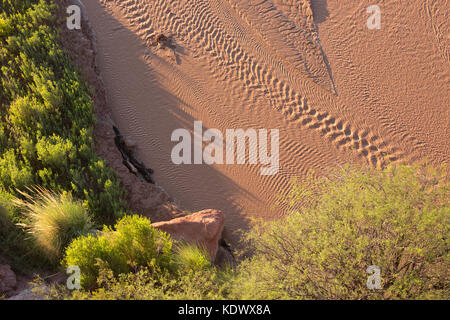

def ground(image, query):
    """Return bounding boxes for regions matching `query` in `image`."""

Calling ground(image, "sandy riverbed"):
[82,0,449,239]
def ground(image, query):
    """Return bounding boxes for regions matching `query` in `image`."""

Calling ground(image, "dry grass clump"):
[15,187,94,261]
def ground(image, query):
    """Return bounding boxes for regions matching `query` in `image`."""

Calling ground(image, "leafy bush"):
[63,235,119,290]
[0,0,128,273]
[14,187,94,262]
[47,264,233,300]
[0,0,126,225]
[231,164,449,300]
[49,164,449,300]
[111,214,174,270]
[63,215,174,289]
[62,217,223,294]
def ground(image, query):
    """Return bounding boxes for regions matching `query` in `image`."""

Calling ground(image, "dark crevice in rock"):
[113,125,155,184]
[216,238,236,267]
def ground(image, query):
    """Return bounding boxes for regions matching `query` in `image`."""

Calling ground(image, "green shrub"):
[63,235,120,290]
[0,0,126,226]
[111,214,174,271]
[57,242,230,299]
[63,215,174,289]
[0,0,128,273]
[49,264,233,300]
[15,187,94,261]
[56,163,449,300]
[231,164,449,300]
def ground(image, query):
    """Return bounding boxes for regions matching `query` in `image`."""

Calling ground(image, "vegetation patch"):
[0,0,126,221]
[0,0,126,270]
[14,187,94,262]
[0,1,448,300]
[63,215,174,289]
[231,164,449,300]
[47,163,449,300]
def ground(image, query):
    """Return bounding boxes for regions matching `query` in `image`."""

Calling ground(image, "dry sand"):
[81,0,449,240]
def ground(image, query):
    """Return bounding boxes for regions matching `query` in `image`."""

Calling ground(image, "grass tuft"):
[14,187,94,261]
[174,244,212,271]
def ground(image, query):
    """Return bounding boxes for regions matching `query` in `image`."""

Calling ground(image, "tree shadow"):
[310,0,337,95]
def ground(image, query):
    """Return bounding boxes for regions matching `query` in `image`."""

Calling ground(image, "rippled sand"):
[83,0,449,239]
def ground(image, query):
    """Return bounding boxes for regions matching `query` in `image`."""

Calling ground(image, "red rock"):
[152,209,225,261]
[0,265,17,295]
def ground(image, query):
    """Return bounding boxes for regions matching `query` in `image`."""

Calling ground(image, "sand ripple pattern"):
[85,0,448,224]
[101,0,400,170]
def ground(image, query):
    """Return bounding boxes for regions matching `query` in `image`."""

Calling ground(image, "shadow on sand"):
[83,1,276,248]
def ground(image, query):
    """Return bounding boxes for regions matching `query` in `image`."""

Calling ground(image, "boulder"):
[0,265,17,295]
[152,209,225,261]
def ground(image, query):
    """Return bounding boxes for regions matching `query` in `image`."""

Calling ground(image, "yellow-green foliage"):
[0,189,49,272]
[50,164,449,300]
[15,187,94,261]
[0,0,127,272]
[63,215,174,289]
[231,164,449,300]
[50,265,233,300]
[174,244,212,271]
[0,197,9,235]
[0,0,126,225]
